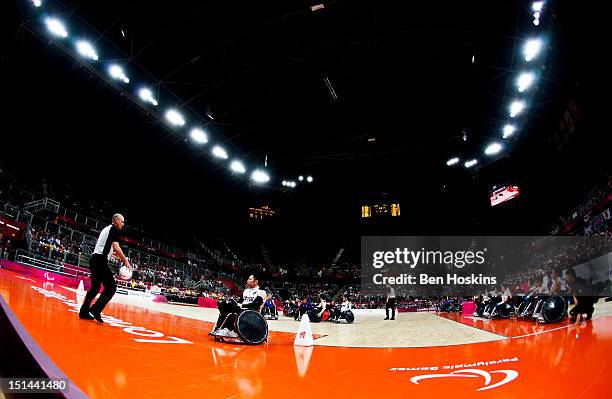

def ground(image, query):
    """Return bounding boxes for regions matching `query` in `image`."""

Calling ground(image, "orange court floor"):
[1,267,611,399]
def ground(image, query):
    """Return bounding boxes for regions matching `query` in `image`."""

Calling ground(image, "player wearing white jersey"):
[213,274,267,336]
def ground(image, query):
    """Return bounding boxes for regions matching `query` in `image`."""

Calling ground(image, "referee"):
[79,214,131,323]
[384,283,396,320]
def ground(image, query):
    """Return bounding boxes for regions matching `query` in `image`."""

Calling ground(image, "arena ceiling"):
[1,0,602,239]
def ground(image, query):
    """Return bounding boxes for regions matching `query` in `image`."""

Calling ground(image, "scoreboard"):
[361,202,400,218]
[489,185,520,207]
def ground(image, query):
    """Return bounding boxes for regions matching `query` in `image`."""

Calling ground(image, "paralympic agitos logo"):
[410,369,518,391]
[390,357,519,391]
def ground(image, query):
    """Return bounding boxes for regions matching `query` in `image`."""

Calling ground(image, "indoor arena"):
[1,1,610,398]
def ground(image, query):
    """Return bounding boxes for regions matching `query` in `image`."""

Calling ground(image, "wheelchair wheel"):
[308,309,321,322]
[283,306,295,317]
[344,310,355,324]
[540,296,567,324]
[517,301,527,315]
[235,310,268,345]
[498,302,514,318]
[321,310,331,322]
[483,303,495,318]
[519,297,538,318]
[475,303,486,317]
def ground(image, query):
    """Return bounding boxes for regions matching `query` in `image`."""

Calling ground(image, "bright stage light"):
[509,100,526,118]
[446,157,460,166]
[76,40,98,61]
[230,160,246,174]
[524,39,543,62]
[251,170,270,184]
[165,109,186,126]
[464,159,478,168]
[190,128,208,144]
[517,72,535,92]
[45,18,68,38]
[108,64,129,83]
[212,146,228,159]
[503,124,516,139]
[532,2,544,12]
[138,88,158,106]
[484,142,503,156]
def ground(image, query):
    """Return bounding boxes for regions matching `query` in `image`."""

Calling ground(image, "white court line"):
[511,317,600,339]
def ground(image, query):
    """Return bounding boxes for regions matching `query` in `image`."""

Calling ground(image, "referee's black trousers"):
[386,298,396,319]
[570,297,596,318]
[80,254,117,316]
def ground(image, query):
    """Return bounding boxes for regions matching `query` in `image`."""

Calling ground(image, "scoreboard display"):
[361,203,400,218]
[489,184,520,207]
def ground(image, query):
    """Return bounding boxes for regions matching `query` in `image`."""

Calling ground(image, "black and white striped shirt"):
[93,224,121,257]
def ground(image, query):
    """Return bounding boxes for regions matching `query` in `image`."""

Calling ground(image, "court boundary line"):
[434,312,509,340]
[510,317,601,339]
[0,294,88,399]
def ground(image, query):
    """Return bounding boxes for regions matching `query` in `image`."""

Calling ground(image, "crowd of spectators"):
[10,221,237,299]
[2,172,610,306]
[498,235,611,296]
[274,288,460,311]
[110,257,233,299]
[0,233,13,260]
[550,174,611,235]
[29,228,81,261]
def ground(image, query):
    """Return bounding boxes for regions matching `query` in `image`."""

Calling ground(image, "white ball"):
[119,265,132,280]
